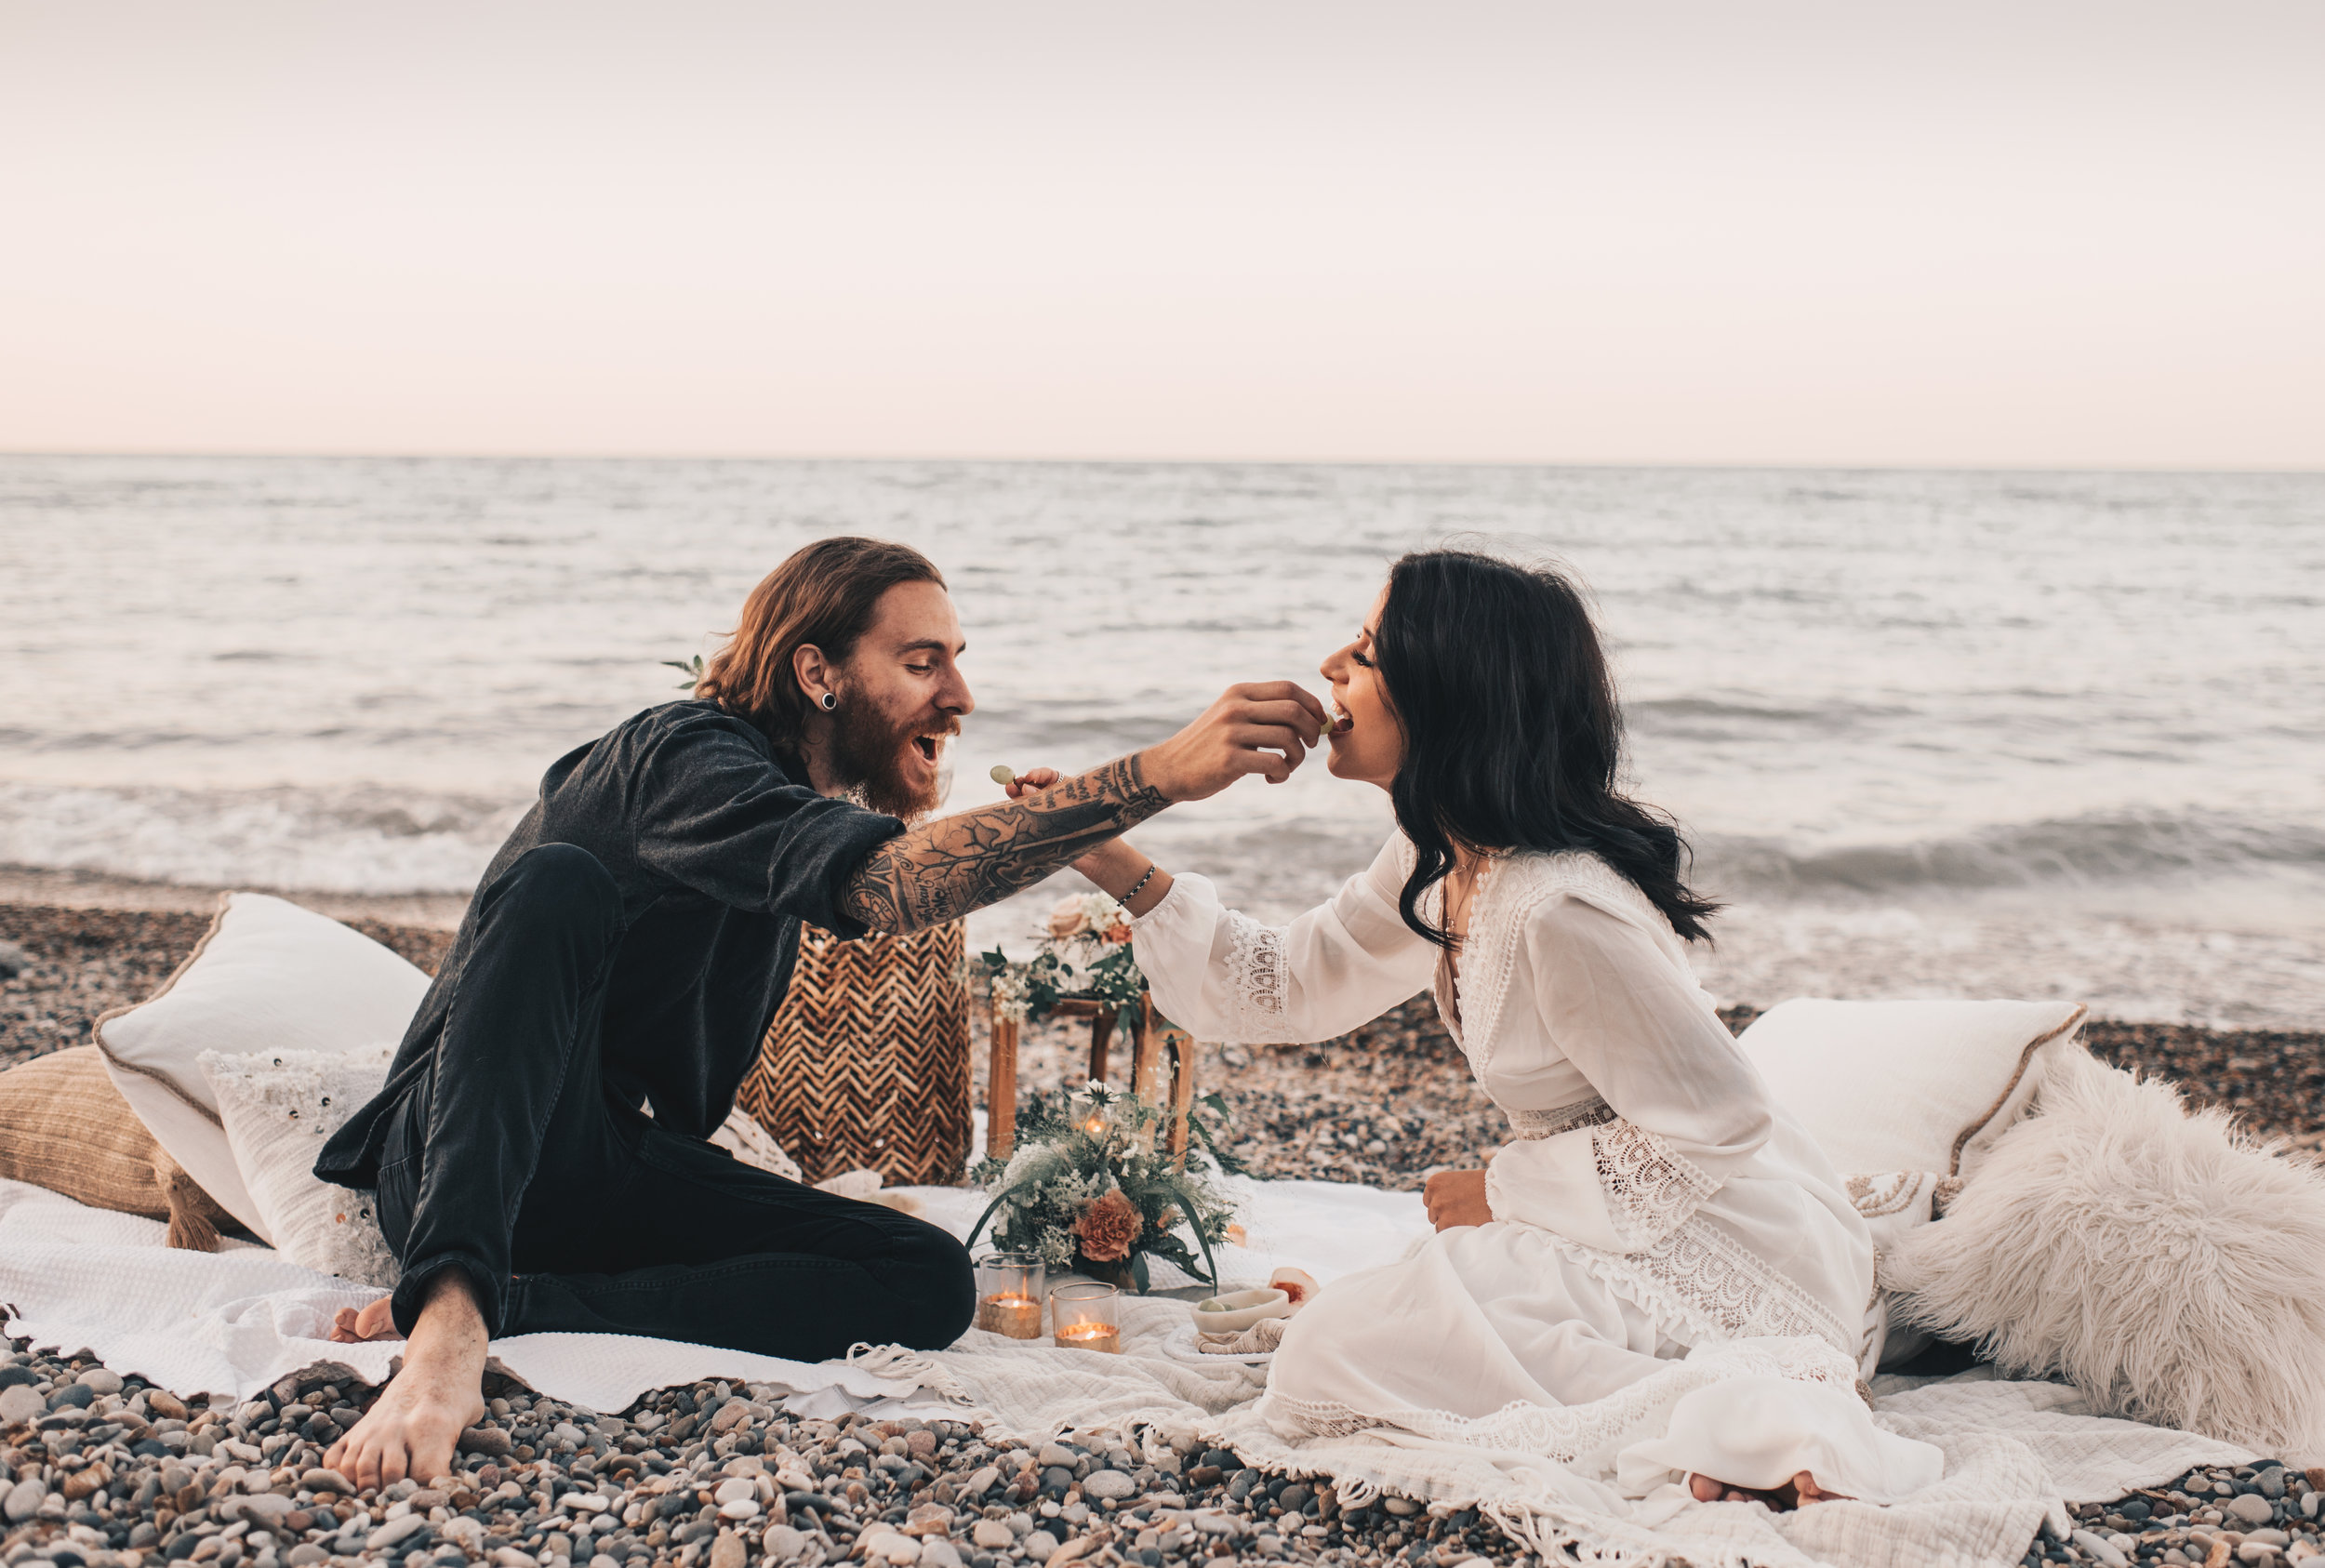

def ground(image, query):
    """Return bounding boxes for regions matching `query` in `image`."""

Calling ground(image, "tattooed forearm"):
[842,753,1171,934]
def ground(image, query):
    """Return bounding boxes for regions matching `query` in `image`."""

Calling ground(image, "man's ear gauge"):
[819,692,839,711]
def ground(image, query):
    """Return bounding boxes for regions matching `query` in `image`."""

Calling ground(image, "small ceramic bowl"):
[1193,1286,1293,1334]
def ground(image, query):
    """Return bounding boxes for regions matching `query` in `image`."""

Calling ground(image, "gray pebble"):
[2258,1467,2287,1500]
[75,1369,125,1396]
[0,940,30,978]
[2069,1531,2129,1568]
[0,1386,42,1428]
[4,1478,43,1523]
[1020,1530,1059,1562]
[1080,1470,1136,1503]
[239,1495,297,1528]
[2227,1494,2276,1526]
[920,1539,963,1568]
[370,1514,432,1550]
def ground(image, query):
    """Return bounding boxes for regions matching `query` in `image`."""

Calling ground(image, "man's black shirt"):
[317,700,904,1188]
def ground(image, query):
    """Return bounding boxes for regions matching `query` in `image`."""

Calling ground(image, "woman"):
[1071,551,1941,1507]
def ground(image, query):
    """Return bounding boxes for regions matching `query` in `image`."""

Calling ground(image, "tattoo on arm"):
[842,753,1170,934]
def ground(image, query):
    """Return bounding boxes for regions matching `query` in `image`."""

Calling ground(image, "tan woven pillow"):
[0,1045,233,1250]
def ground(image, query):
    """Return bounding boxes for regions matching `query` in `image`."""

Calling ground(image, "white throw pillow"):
[95,892,431,1242]
[200,1046,402,1289]
[1737,997,2087,1179]
[1844,1171,1951,1371]
[1883,1048,2325,1462]
[710,1105,804,1182]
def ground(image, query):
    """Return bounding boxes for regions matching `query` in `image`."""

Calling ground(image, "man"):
[313,535,1324,1487]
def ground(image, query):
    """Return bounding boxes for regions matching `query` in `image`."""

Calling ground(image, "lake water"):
[3,455,2319,1025]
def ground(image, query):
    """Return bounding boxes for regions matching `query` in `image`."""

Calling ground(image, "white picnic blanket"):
[0,1174,1412,1413]
[0,1175,2250,1568]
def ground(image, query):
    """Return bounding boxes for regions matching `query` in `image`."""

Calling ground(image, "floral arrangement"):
[974,892,1147,1024]
[968,1082,1243,1291]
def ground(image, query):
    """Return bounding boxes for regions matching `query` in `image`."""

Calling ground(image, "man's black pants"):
[371,843,975,1358]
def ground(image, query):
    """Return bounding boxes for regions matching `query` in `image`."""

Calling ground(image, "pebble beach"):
[6,899,2325,1568]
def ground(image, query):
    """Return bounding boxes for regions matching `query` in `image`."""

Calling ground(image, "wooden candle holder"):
[983,990,1205,1166]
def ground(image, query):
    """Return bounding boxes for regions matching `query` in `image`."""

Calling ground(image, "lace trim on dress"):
[1220,910,1292,1043]
[1505,1096,1614,1139]
[1259,1334,1862,1463]
[1553,1216,1855,1355]
[1451,850,1678,1082]
[1594,1119,1720,1250]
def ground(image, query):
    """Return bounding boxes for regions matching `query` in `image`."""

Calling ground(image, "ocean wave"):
[1694,811,2325,897]
[0,780,523,895]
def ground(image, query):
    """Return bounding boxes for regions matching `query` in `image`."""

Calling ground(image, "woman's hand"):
[1424,1168,1493,1230]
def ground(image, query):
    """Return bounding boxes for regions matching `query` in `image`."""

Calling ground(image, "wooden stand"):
[983,990,1204,1167]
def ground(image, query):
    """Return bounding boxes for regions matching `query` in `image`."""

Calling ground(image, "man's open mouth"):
[911,735,942,764]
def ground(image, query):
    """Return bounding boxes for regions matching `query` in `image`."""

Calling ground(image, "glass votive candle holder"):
[974,1252,1046,1339]
[1050,1281,1122,1354]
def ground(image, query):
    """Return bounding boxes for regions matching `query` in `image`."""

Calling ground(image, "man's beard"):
[830,706,959,820]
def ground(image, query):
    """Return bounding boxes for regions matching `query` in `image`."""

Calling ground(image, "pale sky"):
[1,1,2318,468]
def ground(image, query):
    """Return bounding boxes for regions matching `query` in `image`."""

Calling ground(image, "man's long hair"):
[694,536,946,751]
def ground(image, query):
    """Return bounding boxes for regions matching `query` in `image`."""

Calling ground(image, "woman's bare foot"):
[328,1297,404,1343]
[326,1270,488,1487]
[1688,1470,1855,1508]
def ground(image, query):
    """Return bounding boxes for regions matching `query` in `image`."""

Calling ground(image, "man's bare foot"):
[1688,1470,1854,1508]
[326,1270,488,1487]
[329,1297,404,1344]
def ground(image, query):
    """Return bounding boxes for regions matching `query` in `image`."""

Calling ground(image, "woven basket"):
[738,920,972,1186]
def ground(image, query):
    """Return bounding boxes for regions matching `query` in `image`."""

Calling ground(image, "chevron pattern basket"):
[738,919,972,1187]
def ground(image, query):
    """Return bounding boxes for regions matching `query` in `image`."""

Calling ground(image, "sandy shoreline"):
[0,867,472,930]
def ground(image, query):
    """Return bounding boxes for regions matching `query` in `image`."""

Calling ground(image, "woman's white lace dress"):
[1132,835,1945,1502]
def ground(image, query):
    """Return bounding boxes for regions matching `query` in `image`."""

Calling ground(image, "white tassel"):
[844,1342,979,1407]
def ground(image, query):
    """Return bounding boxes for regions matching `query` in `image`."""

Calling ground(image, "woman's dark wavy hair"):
[1372,549,1720,946]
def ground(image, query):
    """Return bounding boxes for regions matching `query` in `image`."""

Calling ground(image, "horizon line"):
[4,447,2322,479]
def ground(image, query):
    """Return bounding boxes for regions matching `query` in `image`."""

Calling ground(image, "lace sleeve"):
[1128,848,1436,1044]
[1221,910,1294,1042]
[1592,1119,1719,1250]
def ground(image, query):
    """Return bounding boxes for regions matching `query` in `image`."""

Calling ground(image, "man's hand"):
[1001,766,1063,799]
[1142,682,1328,801]
[1424,1168,1494,1231]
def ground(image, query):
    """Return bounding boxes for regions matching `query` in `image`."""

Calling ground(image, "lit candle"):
[977,1294,1043,1339]
[1054,1322,1122,1354]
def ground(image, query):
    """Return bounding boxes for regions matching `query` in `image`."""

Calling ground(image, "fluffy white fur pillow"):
[1882,1047,2325,1461]
[201,1046,402,1289]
